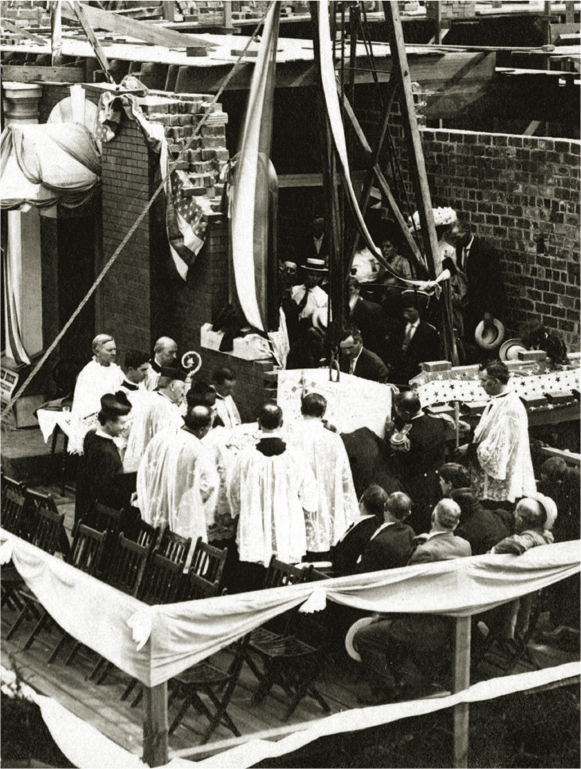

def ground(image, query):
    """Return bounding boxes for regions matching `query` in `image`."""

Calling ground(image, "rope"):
[2,7,272,417]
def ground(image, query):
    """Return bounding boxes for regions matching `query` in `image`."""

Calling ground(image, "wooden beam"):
[51,0,63,65]
[142,683,168,768]
[61,1,212,51]
[1,64,85,83]
[338,88,427,273]
[453,616,471,769]
[69,0,114,82]
[0,17,46,45]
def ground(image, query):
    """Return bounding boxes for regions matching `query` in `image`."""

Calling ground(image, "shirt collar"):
[95,429,114,441]
[150,359,162,373]
[122,379,139,391]
[370,521,396,540]
[465,236,475,252]
[406,319,421,330]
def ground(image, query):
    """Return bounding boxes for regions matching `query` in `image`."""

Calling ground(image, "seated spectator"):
[437,463,470,497]
[408,499,472,564]
[352,499,470,703]
[451,487,509,555]
[377,221,414,320]
[355,492,415,574]
[333,484,388,577]
[486,494,557,644]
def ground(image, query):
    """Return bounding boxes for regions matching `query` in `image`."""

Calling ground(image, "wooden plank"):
[538,445,581,466]
[61,1,212,51]
[0,17,46,45]
[1,64,85,82]
[453,616,471,769]
[143,683,169,768]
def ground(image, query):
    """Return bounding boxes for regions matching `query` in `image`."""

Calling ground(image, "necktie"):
[297,287,310,314]
[402,323,414,352]
[349,358,355,375]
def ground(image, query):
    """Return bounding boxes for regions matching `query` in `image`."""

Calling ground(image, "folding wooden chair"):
[1,475,28,537]
[157,529,192,564]
[244,560,331,720]
[24,523,108,653]
[88,531,154,682]
[23,489,70,559]
[168,633,251,744]
[187,537,228,592]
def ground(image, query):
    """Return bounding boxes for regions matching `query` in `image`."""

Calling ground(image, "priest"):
[136,405,218,544]
[288,393,359,558]
[123,367,186,472]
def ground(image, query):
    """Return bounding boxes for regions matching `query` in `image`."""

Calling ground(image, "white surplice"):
[228,438,318,566]
[136,426,219,543]
[68,359,124,454]
[288,418,359,552]
[123,391,183,473]
[472,389,536,502]
[214,393,242,430]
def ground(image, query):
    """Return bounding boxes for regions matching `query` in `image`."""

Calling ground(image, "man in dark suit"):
[333,484,387,577]
[451,487,509,556]
[389,290,441,386]
[339,325,389,384]
[294,214,330,270]
[348,277,389,362]
[453,219,506,361]
[388,391,451,534]
[355,492,415,574]
[352,500,470,704]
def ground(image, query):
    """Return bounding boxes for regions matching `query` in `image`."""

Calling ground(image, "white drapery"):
[2,529,579,689]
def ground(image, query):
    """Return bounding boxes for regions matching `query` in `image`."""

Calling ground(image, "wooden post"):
[565,1,575,23]
[435,0,442,45]
[51,0,63,65]
[70,0,114,84]
[453,616,471,769]
[143,682,168,768]
[161,1,175,22]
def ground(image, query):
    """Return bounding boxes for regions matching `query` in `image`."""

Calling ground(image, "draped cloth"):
[287,419,359,552]
[228,2,281,332]
[136,427,218,543]
[472,389,536,502]
[68,359,124,454]
[228,442,318,566]
[2,212,30,365]
[2,529,578,690]
[123,392,183,473]
[0,123,101,210]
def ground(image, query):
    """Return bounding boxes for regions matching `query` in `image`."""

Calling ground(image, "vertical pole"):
[51,0,62,65]
[143,683,168,768]
[565,1,575,23]
[453,616,471,769]
[161,1,175,22]
[435,0,442,45]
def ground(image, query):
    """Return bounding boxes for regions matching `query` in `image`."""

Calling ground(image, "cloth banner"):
[3,529,578,689]
[228,2,281,332]
[0,123,100,210]
[3,660,579,769]
[2,212,30,365]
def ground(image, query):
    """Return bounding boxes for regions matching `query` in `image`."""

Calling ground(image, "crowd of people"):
[68,326,578,702]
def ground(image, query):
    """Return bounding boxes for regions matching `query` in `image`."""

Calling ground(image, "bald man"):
[145,336,178,391]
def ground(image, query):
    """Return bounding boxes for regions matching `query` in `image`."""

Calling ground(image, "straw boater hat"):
[302,257,328,273]
[474,318,505,350]
[345,616,377,662]
[528,492,558,531]
[499,338,527,361]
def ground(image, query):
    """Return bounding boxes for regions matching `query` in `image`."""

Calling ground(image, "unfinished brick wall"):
[357,90,580,350]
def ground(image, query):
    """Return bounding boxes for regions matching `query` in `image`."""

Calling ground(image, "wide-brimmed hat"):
[302,258,328,273]
[499,338,527,361]
[474,318,505,350]
[345,616,377,662]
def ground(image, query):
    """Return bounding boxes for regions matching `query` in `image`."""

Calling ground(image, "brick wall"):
[357,90,580,350]
[100,118,155,358]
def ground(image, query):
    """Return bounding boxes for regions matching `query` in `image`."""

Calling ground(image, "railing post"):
[453,616,471,768]
[143,682,168,768]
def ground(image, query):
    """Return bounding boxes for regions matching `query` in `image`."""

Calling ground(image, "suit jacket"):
[340,347,389,383]
[350,298,389,361]
[455,237,505,336]
[455,503,510,555]
[356,520,416,574]
[295,232,330,269]
[332,515,380,576]
[341,426,402,499]
[408,531,471,564]
[390,320,442,385]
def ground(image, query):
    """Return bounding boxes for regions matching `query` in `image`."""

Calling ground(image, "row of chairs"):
[2,475,333,742]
